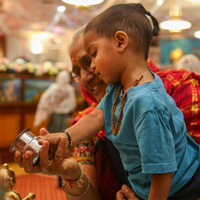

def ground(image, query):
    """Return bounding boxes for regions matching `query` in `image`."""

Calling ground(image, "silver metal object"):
[10,127,42,165]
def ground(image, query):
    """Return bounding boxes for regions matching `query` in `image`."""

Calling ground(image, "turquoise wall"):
[161,38,200,64]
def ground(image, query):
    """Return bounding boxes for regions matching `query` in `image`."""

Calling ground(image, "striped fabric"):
[157,69,200,144]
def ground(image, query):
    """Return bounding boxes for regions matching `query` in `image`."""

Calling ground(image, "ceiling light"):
[194,31,200,39]
[160,5,191,33]
[30,39,43,54]
[160,18,191,33]
[61,0,104,7]
[57,6,66,12]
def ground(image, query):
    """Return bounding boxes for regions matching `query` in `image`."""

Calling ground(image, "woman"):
[14,27,200,200]
[69,28,128,199]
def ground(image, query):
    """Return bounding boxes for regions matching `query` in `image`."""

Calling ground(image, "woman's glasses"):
[70,56,93,79]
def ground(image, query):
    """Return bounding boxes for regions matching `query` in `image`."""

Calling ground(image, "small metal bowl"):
[10,127,42,165]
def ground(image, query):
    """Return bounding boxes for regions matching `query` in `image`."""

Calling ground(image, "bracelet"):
[62,163,83,188]
[63,130,72,148]
[62,172,91,198]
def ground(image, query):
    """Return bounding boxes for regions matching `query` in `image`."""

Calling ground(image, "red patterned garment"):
[156,69,200,144]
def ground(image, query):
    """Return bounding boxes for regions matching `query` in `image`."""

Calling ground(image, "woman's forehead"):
[83,30,98,52]
[70,41,85,60]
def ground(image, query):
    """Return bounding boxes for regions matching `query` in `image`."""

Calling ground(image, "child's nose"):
[90,60,96,71]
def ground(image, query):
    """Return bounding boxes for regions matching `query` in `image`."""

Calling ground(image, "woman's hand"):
[14,129,81,181]
[116,185,139,200]
[38,128,69,155]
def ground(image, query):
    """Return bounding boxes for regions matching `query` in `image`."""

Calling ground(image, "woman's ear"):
[115,31,128,52]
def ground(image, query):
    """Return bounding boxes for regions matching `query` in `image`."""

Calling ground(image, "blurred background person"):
[176,54,200,74]
[33,70,77,187]
[33,70,76,132]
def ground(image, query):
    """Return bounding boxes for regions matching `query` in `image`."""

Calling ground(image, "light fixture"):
[61,0,104,7]
[57,6,66,12]
[30,39,43,54]
[160,4,191,33]
[160,18,191,33]
[194,31,200,39]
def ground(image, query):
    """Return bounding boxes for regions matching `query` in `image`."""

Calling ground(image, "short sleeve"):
[135,109,177,174]
[97,96,104,110]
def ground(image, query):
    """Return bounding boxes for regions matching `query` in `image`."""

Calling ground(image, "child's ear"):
[115,31,128,52]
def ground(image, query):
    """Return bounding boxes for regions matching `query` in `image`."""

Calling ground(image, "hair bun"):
[151,16,160,37]
[145,11,151,16]
[153,27,159,37]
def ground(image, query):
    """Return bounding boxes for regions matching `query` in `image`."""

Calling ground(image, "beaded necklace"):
[111,70,150,135]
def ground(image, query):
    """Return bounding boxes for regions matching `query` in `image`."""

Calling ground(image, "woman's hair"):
[72,25,86,41]
[84,3,160,60]
[68,25,86,52]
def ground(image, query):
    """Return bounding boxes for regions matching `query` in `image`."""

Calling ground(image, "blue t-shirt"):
[97,72,200,200]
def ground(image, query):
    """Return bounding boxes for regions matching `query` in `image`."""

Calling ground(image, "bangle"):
[63,130,72,148]
[62,172,90,198]
[62,163,83,188]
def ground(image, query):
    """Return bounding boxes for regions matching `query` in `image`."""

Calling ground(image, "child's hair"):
[84,3,160,60]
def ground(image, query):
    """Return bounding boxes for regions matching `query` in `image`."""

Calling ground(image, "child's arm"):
[66,108,104,146]
[148,172,173,200]
[38,109,104,156]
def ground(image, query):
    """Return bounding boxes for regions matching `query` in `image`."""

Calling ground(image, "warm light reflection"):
[34,32,51,40]
[30,39,43,54]
[186,0,200,2]
[61,0,104,6]
[194,31,200,39]
[160,18,191,33]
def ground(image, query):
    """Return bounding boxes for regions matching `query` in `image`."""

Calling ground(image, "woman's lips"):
[98,74,103,81]
[92,82,104,94]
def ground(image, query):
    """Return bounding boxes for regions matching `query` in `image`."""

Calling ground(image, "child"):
[40,3,200,200]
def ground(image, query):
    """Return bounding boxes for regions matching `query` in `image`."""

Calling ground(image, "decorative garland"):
[0,57,71,76]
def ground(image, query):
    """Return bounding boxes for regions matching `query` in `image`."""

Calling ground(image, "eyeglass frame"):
[70,55,93,80]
